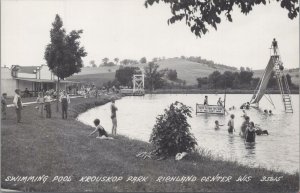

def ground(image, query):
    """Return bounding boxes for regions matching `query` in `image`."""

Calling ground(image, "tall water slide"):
[250,56,277,104]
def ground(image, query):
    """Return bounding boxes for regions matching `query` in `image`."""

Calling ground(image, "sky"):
[1,0,299,70]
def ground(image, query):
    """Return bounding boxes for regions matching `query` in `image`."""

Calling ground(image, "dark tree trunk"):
[56,77,60,112]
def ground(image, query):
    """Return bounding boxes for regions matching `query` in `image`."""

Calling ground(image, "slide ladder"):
[273,54,293,113]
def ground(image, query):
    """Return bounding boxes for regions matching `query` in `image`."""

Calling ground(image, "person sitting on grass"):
[89,119,113,140]
[214,120,224,130]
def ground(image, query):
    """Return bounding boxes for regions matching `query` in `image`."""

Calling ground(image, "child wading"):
[227,114,235,133]
[214,120,223,130]
[245,121,256,143]
[111,99,118,135]
[89,119,113,139]
[60,91,70,119]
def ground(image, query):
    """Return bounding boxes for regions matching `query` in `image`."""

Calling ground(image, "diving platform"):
[120,88,145,96]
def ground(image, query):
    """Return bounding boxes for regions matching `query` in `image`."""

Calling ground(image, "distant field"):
[68,59,299,86]
[156,58,237,85]
[68,72,115,86]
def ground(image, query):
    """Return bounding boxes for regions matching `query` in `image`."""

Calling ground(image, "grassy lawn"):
[1,95,298,192]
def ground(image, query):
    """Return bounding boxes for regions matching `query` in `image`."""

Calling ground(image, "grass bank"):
[1,95,298,192]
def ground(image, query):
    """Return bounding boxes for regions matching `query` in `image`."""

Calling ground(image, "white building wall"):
[17,80,33,92]
[18,73,36,79]
[1,67,17,96]
[39,65,58,80]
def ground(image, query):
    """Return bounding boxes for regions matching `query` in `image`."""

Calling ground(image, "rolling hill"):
[68,58,299,86]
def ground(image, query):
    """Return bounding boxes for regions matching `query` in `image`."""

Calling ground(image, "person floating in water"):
[245,122,256,143]
[227,114,235,133]
[217,97,223,106]
[255,124,269,135]
[214,120,224,130]
[264,109,268,114]
[269,110,273,115]
[89,119,113,140]
[240,102,250,110]
[204,96,208,105]
[241,110,247,118]
[240,116,250,138]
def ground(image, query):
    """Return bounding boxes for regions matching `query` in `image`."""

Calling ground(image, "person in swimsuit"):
[89,119,113,139]
[111,100,118,135]
[245,121,256,143]
[227,114,235,133]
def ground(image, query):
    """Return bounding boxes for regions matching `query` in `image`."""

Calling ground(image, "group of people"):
[1,88,119,140]
[214,109,269,143]
[1,89,71,123]
[203,96,224,106]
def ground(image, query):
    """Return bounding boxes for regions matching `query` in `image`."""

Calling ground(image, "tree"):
[114,58,119,65]
[115,66,140,86]
[152,57,158,62]
[140,57,147,64]
[286,73,293,87]
[144,62,164,91]
[167,69,178,81]
[145,0,299,37]
[102,58,109,65]
[44,14,87,111]
[239,70,253,84]
[90,60,97,67]
[240,67,245,71]
[208,70,221,89]
[150,101,197,157]
[196,77,208,88]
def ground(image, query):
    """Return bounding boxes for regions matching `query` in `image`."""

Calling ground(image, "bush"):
[149,101,197,157]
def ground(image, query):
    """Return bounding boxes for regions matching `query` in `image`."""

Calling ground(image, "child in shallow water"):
[214,120,224,130]
[89,119,113,140]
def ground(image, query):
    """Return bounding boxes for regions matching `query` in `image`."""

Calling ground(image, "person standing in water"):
[240,116,250,137]
[245,122,256,143]
[217,97,223,106]
[111,99,118,135]
[204,96,208,105]
[227,114,235,133]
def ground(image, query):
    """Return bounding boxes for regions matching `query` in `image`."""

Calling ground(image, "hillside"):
[68,59,298,86]
[68,58,237,86]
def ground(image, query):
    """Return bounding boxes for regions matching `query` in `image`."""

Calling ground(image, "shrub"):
[149,101,197,157]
